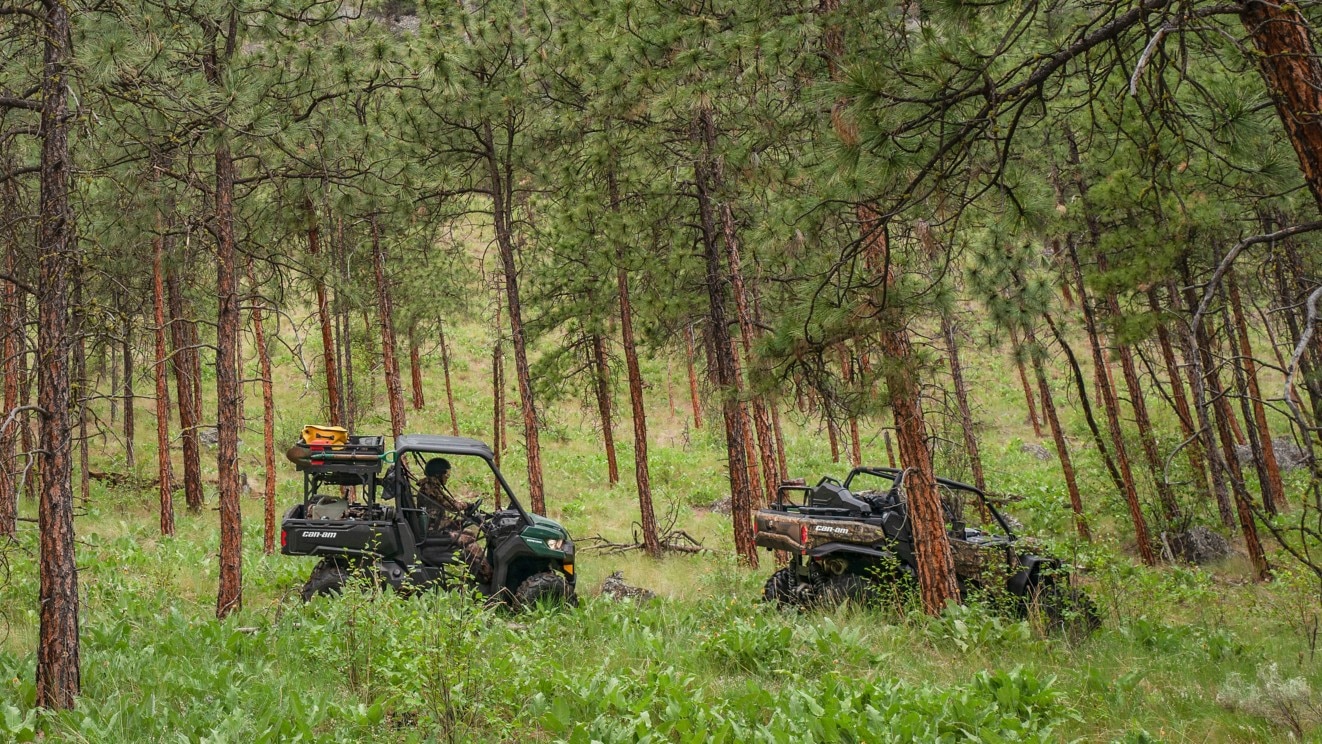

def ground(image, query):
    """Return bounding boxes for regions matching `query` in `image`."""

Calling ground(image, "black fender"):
[1008,555,1058,596]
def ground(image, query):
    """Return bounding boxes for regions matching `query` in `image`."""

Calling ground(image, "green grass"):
[1,315,1319,742]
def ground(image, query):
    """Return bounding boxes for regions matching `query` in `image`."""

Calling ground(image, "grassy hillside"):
[1,315,1319,742]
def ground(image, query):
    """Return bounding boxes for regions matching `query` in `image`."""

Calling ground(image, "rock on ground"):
[1165,526,1234,565]
[1234,439,1313,472]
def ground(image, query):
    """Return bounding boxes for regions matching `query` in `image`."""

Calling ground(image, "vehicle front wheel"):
[301,560,349,602]
[1032,583,1101,636]
[515,571,575,609]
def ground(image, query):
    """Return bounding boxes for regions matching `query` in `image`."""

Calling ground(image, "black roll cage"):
[772,465,1017,540]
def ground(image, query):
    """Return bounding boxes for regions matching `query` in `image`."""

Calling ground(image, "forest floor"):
[2,316,1321,742]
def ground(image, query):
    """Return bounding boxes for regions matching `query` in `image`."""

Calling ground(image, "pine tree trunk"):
[839,347,863,467]
[1206,336,1272,581]
[884,429,896,468]
[1028,330,1089,540]
[618,264,660,555]
[1274,245,1322,423]
[1008,328,1044,438]
[0,243,20,537]
[769,401,788,483]
[439,320,459,435]
[493,298,506,457]
[492,316,505,504]
[110,338,118,425]
[371,216,406,439]
[1227,271,1287,512]
[120,313,135,470]
[35,0,80,703]
[19,332,37,502]
[1179,272,1238,530]
[1149,286,1207,484]
[213,134,243,621]
[591,332,619,486]
[696,108,756,567]
[684,324,703,430]
[1242,0,1322,213]
[248,267,276,554]
[720,203,778,507]
[308,207,341,427]
[153,216,175,537]
[943,316,984,492]
[827,412,841,463]
[863,213,960,614]
[408,325,425,412]
[1064,236,1156,566]
[166,271,202,512]
[486,128,545,514]
[1108,293,1182,523]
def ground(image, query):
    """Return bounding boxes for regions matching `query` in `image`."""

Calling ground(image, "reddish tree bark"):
[121,313,135,470]
[213,134,243,620]
[827,411,841,463]
[1207,343,1272,581]
[35,0,80,704]
[1028,331,1089,540]
[1060,140,1156,565]
[1067,243,1155,566]
[590,332,619,486]
[371,216,406,439]
[307,206,341,426]
[720,203,778,507]
[696,108,756,567]
[1179,272,1239,529]
[943,316,985,493]
[153,215,175,537]
[0,243,19,538]
[488,137,545,514]
[1008,327,1044,438]
[408,324,425,412]
[438,320,459,435]
[839,347,863,467]
[617,260,660,555]
[864,216,960,614]
[165,271,202,512]
[493,298,506,457]
[684,325,703,430]
[1148,286,1207,484]
[1228,271,1287,513]
[1108,302,1182,523]
[248,266,277,554]
[1242,0,1322,212]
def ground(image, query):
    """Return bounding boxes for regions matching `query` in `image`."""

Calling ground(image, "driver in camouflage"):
[417,458,491,582]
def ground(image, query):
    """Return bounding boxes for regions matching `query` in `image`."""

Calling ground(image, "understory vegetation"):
[1,323,1319,742]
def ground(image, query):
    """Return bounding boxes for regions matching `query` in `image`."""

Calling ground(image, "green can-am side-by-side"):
[755,466,1099,632]
[280,433,576,607]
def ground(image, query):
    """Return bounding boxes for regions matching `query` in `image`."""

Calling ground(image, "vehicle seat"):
[419,534,462,565]
[808,482,871,516]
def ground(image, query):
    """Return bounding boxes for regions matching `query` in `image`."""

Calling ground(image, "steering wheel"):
[463,498,485,528]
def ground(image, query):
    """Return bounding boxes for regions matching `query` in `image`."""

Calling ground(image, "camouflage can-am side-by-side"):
[280,433,576,608]
[755,466,1098,632]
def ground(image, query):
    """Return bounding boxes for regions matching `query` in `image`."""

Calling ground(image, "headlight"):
[545,538,564,551]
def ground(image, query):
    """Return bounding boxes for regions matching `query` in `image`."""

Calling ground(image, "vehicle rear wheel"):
[515,571,575,609]
[301,560,349,602]
[818,573,877,607]
[763,568,800,606]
